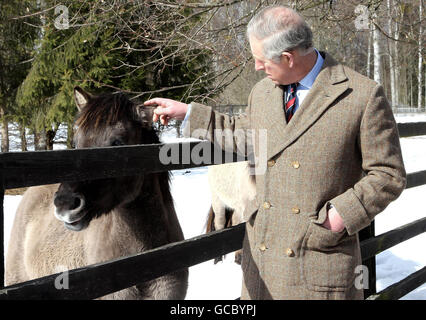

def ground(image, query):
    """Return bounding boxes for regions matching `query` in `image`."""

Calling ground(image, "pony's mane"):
[75,92,136,133]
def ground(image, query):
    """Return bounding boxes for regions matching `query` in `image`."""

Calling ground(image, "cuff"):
[314,202,330,225]
[181,102,213,139]
[180,103,192,136]
[331,189,371,236]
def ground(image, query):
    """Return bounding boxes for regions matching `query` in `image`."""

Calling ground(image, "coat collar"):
[261,52,349,160]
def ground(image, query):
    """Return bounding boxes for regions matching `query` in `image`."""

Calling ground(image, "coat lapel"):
[266,53,349,160]
[260,84,288,160]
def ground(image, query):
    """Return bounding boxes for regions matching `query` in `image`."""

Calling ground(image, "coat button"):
[267,160,276,167]
[263,201,271,209]
[259,243,267,251]
[291,207,300,214]
[286,248,295,257]
[291,161,300,169]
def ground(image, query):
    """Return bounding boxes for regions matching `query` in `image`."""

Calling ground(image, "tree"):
[15,0,213,149]
[8,0,426,153]
[0,0,39,152]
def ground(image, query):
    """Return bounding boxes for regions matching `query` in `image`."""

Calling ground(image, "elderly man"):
[144,5,406,300]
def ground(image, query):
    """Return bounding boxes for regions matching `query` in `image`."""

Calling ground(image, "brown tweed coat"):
[183,52,406,300]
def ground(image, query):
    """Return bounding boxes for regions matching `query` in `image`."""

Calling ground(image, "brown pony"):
[5,87,188,299]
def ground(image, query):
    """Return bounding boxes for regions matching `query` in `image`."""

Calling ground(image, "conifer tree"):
[0,0,39,152]
[16,0,212,149]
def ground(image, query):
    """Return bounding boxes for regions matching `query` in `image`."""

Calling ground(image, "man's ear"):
[134,104,156,128]
[281,51,293,67]
[74,86,91,111]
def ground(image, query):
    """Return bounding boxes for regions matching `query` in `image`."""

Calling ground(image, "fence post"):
[0,171,4,288]
[359,221,376,298]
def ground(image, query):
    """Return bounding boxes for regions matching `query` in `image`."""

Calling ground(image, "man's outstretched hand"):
[144,98,189,126]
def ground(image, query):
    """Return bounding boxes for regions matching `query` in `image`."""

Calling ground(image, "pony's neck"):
[111,173,172,250]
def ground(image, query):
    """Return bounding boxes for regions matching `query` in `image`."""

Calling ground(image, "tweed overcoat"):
[183,53,406,299]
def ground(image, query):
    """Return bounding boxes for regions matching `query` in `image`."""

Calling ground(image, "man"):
[144,6,406,300]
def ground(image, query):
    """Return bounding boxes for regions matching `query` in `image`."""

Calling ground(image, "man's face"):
[249,36,291,85]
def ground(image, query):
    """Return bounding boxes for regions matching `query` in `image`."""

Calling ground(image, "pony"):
[206,161,256,264]
[5,87,188,299]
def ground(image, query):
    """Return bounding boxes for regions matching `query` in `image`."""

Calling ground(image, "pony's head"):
[53,87,157,231]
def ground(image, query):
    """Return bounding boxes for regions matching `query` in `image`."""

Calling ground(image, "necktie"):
[285,83,298,122]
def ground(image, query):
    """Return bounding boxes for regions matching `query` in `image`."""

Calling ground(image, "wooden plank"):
[0,223,246,300]
[361,217,426,261]
[366,265,426,300]
[397,122,426,138]
[358,221,376,297]
[0,141,246,189]
[0,173,4,288]
[406,170,426,189]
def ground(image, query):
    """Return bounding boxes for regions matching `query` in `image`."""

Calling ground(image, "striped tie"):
[285,83,298,122]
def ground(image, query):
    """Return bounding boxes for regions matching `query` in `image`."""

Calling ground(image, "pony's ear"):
[134,105,155,128]
[74,86,91,111]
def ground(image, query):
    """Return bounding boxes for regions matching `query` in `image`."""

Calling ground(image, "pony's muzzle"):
[53,192,86,224]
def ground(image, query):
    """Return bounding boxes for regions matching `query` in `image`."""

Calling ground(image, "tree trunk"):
[18,123,27,152]
[34,128,46,151]
[410,70,414,107]
[394,14,400,106]
[373,21,382,84]
[45,123,59,150]
[387,0,396,107]
[46,130,55,150]
[33,129,40,150]
[0,106,9,153]
[67,121,74,149]
[400,35,407,106]
[367,23,372,78]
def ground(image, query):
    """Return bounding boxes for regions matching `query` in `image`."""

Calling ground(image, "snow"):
[2,114,426,299]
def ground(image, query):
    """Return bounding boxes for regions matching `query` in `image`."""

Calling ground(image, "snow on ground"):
[395,113,426,123]
[2,115,426,299]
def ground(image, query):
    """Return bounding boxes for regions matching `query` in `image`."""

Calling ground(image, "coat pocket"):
[301,221,359,292]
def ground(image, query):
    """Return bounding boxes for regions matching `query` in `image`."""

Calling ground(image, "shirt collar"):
[298,48,324,89]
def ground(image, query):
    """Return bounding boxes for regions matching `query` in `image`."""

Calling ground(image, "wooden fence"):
[0,122,426,300]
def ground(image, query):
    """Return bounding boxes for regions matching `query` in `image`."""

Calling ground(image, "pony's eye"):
[111,139,125,146]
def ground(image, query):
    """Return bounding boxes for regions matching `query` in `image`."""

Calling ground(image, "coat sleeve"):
[182,90,254,157]
[330,84,407,236]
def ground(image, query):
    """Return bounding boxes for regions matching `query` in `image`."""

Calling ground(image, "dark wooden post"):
[0,171,4,288]
[359,221,376,298]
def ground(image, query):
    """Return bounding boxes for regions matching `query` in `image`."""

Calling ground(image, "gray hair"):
[247,5,313,62]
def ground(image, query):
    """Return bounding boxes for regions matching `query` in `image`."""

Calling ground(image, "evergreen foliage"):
[0,0,39,145]
[14,0,212,147]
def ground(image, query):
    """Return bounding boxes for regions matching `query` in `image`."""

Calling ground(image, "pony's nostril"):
[71,197,81,211]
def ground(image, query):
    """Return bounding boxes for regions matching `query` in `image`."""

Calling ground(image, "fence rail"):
[1,122,426,300]
[0,224,245,300]
[0,141,238,189]
[0,215,424,300]
[367,266,426,300]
